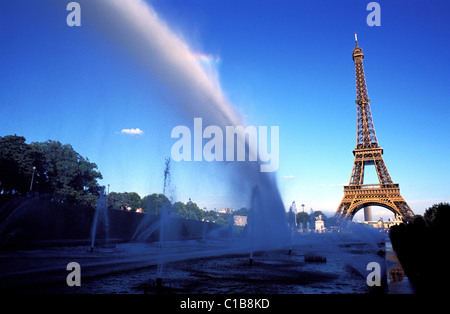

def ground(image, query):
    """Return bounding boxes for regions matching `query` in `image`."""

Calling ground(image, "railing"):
[343,183,399,191]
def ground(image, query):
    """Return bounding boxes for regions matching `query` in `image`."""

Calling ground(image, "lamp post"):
[188,198,191,219]
[29,166,36,192]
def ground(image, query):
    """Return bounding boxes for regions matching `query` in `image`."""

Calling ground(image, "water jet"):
[90,187,109,252]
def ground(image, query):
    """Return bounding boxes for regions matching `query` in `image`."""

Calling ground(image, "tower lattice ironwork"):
[335,34,414,220]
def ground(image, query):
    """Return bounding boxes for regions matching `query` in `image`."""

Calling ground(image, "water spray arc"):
[84,0,289,246]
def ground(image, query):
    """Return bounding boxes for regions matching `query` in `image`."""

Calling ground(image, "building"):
[234,215,247,227]
[218,208,234,214]
[357,216,403,231]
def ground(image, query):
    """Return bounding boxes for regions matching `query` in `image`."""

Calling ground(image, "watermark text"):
[171,118,279,172]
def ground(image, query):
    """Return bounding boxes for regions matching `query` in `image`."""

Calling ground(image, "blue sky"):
[1,0,449,219]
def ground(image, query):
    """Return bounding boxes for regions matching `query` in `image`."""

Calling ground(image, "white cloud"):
[281,175,294,179]
[120,128,144,136]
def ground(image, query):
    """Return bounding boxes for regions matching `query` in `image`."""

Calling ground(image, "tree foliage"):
[170,199,203,220]
[0,135,34,193]
[389,202,450,292]
[296,212,310,229]
[141,193,171,215]
[423,202,450,230]
[109,191,241,226]
[108,191,142,211]
[0,135,103,206]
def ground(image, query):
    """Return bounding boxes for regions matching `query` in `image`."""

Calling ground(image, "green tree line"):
[1,135,247,225]
[0,135,102,206]
[108,191,248,225]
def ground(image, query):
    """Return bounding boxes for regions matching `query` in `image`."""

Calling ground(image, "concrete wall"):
[0,196,221,248]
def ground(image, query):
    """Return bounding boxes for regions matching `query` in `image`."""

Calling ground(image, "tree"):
[312,210,327,220]
[30,140,102,205]
[234,207,249,216]
[389,202,450,292]
[0,135,34,193]
[170,199,203,221]
[326,215,338,228]
[109,192,141,211]
[141,193,171,215]
[202,210,219,223]
[296,212,310,229]
[0,135,103,206]
[185,199,203,220]
[172,201,187,218]
[424,202,450,229]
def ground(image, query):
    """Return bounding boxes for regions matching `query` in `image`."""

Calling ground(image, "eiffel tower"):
[335,34,414,221]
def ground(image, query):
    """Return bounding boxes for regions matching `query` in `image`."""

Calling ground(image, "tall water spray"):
[90,187,109,252]
[156,158,173,290]
[83,0,289,246]
[162,157,170,197]
[248,186,258,265]
[132,158,173,242]
[159,157,172,246]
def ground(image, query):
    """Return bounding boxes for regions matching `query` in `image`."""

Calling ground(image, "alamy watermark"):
[171,118,279,172]
[66,262,81,286]
[66,2,81,27]
[366,2,381,27]
[65,1,380,28]
[366,261,381,287]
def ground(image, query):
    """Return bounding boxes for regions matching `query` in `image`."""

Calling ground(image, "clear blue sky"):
[1,0,449,219]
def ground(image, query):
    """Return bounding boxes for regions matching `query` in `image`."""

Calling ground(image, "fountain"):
[83,0,290,249]
[156,204,170,290]
[90,186,109,252]
[162,157,171,197]
[202,220,208,243]
[132,158,172,242]
[132,218,160,242]
[227,213,234,240]
[0,198,33,248]
[248,185,258,266]
[155,158,175,289]
[288,201,297,255]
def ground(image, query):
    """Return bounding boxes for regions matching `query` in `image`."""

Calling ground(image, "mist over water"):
[82,0,289,245]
